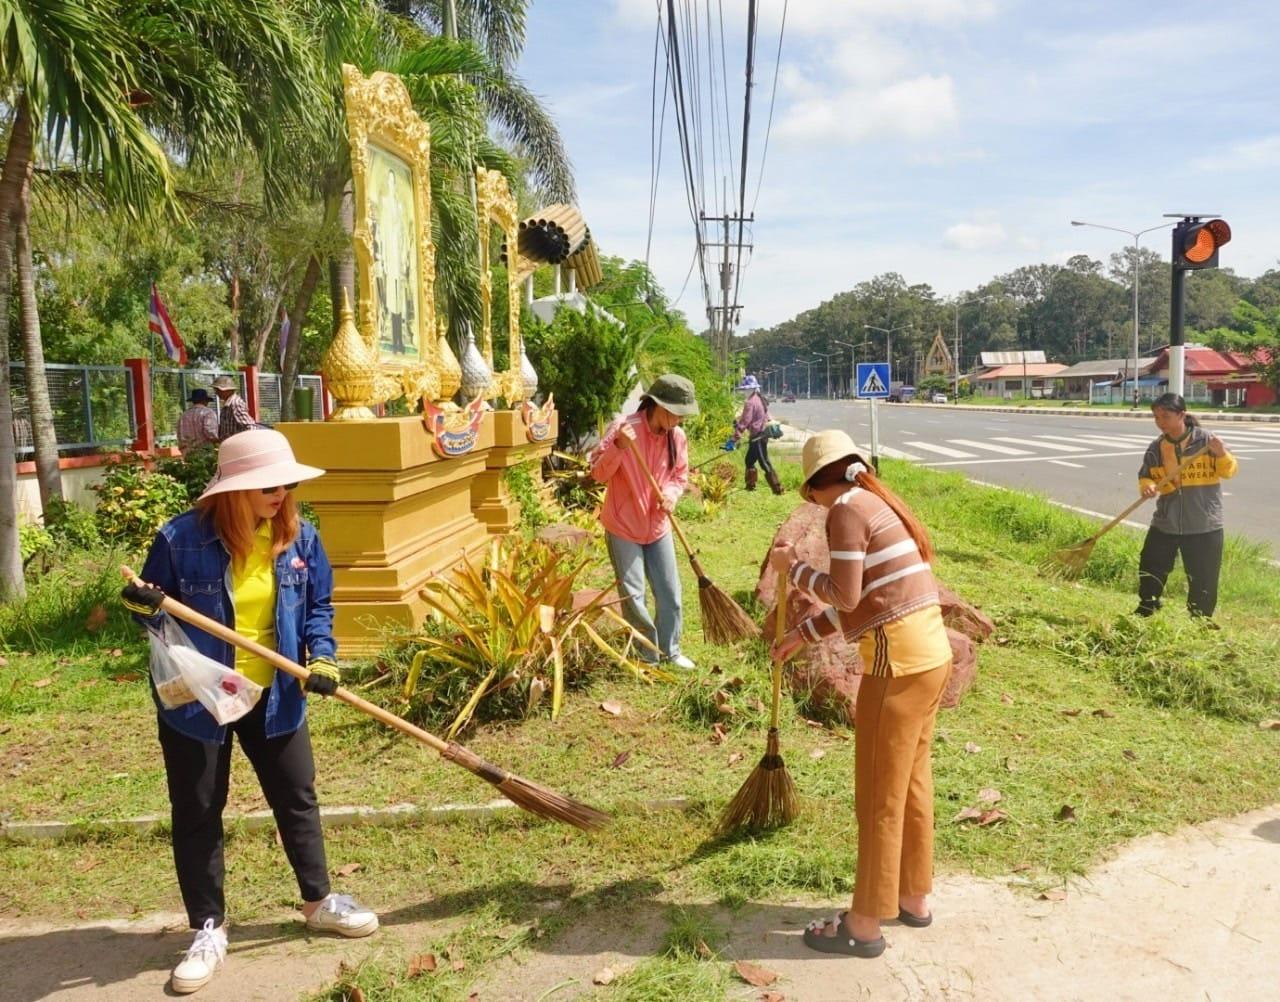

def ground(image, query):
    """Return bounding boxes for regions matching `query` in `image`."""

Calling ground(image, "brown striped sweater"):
[789,486,939,646]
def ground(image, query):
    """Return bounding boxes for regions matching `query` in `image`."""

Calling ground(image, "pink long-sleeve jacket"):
[589,412,689,544]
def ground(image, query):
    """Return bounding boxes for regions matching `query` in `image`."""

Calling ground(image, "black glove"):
[122,579,165,617]
[304,657,340,696]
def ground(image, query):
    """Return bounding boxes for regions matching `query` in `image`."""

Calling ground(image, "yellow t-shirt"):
[232,522,277,687]
[857,605,952,679]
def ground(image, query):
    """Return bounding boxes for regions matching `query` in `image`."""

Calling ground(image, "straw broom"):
[620,435,758,645]
[1044,447,1206,578]
[716,570,799,833]
[120,566,608,831]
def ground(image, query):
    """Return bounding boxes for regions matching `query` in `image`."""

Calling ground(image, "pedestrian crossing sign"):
[856,362,891,398]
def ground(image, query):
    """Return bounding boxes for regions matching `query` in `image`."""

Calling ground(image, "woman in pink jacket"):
[590,374,698,669]
[731,375,783,495]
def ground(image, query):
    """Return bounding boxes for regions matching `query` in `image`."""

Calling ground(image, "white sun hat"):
[197,429,325,501]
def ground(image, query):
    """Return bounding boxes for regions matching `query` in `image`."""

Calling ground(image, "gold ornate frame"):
[343,65,437,373]
[475,166,528,403]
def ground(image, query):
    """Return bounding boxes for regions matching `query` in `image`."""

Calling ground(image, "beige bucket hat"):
[198,429,325,500]
[800,429,868,485]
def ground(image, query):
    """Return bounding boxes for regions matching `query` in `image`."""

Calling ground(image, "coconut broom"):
[620,435,758,645]
[120,566,608,831]
[1044,446,1206,578]
[716,569,799,834]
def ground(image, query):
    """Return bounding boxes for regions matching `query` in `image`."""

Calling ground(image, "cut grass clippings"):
[2,455,1278,1001]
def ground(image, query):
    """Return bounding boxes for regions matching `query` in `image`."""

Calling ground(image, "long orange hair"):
[806,458,934,562]
[194,490,300,570]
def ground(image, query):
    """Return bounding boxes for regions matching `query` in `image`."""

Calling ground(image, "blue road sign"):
[856,362,891,399]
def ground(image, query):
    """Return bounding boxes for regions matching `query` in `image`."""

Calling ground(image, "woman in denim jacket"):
[123,429,377,995]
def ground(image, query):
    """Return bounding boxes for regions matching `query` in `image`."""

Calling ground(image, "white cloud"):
[1191,135,1280,172]
[778,75,957,145]
[943,222,1008,250]
[612,0,997,33]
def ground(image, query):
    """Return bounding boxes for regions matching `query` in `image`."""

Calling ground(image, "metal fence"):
[9,363,325,456]
[9,362,135,457]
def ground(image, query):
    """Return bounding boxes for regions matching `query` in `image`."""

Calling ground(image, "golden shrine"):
[278,65,580,653]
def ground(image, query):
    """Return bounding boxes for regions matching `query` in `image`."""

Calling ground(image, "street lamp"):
[953,296,994,399]
[835,339,874,397]
[1071,219,1172,407]
[816,351,840,397]
[796,357,819,399]
[864,324,913,383]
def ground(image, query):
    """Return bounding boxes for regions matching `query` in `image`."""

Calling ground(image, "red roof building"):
[1148,346,1277,408]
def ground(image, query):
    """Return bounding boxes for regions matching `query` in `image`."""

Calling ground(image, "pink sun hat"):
[198,429,325,501]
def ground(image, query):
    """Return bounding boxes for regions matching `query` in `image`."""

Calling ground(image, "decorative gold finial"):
[322,288,380,421]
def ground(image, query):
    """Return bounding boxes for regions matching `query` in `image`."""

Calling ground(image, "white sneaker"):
[668,654,696,670]
[171,919,227,994]
[305,893,379,938]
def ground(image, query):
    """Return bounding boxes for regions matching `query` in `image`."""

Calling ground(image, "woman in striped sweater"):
[769,429,952,959]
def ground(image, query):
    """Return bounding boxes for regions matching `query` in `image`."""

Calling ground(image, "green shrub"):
[503,461,550,533]
[91,459,189,553]
[157,447,219,504]
[638,328,735,443]
[41,496,102,551]
[19,522,55,565]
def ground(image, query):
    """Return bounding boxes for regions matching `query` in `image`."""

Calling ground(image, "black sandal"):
[896,908,932,928]
[801,913,886,958]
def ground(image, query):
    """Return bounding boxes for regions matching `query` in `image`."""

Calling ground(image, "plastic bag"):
[147,617,263,724]
[767,421,784,440]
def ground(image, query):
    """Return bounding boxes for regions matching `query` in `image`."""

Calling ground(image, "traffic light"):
[1172,217,1230,271]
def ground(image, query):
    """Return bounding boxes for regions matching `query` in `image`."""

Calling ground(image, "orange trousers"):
[853,662,950,919]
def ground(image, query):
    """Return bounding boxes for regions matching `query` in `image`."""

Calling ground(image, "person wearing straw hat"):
[768,429,951,959]
[729,375,784,495]
[177,388,219,455]
[590,373,698,670]
[211,374,255,441]
[121,429,377,994]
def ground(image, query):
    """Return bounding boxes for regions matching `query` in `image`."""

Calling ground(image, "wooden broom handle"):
[121,566,450,756]
[771,571,787,730]
[619,432,697,558]
[1088,446,1207,543]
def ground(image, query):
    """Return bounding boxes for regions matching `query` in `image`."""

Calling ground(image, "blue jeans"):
[605,531,683,663]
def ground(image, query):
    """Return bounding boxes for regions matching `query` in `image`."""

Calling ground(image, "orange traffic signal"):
[1173,217,1230,271]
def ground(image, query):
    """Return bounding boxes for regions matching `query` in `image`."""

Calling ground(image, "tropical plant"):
[545,450,605,513]
[400,538,668,737]
[691,464,734,517]
[90,460,189,552]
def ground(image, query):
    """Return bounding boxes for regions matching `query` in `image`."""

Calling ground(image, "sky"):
[516,1,1280,334]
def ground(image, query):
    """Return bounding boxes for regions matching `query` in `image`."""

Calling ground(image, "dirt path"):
[4,805,1278,1001]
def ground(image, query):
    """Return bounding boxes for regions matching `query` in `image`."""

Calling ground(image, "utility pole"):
[701,206,753,372]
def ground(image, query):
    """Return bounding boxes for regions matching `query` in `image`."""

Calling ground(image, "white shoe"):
[668,654,696,670]
[171,919,227,994]
[305,893,379,938]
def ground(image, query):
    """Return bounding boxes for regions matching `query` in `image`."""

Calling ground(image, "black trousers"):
[158,699,330,928]
[744,435,775,476]
[1137,527,1224,618]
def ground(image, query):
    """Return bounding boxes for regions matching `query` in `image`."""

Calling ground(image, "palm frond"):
[480,67,575,203]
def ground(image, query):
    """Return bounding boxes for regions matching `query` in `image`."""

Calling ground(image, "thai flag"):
[148,283,187,365]
[278,310,291,371]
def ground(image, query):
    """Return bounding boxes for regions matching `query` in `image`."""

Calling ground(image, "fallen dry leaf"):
[110,648,124,657]
[592,967,616,986]
[1060,708,1082,717]
[74,856,101,873]
[978,787,1002,804]
[710,722,727,745]
[84,605,108,633]
[809,748,826,761]
[599,700,623,716]
[728,751,744,766]
[610,750,631,769]
[0,654,8,667]
[451,958,465,973]
[1012,732,1027,743]
[953,805,983,823]
[111,673,143,683]
[1123,749,1138,761]
[32,678,52,689]
[963,741,982,754]
[733,960,779,987]
[334,862,362,877]
[750,697,767,715]
[407,953,437,978]
[1091,708,1114,719]
[761,993,786,1002]
[977,808,1008,826]
[1000,692,1014,705]
[803,718,824,729]
[347,988,366,1002]
[1037,888,1067,902]
[1055,805,1077,823]
[995,635,1009,645]
[1259,719,1280,731]
[1012,862,1032,873]
[695,938,713,960]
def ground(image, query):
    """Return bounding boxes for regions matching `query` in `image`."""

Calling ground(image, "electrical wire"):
[750,0,787,214]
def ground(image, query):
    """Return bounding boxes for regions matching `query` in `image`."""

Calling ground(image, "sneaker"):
[171,919,227,995]
[667,654,696,670]
[305,893,379,938]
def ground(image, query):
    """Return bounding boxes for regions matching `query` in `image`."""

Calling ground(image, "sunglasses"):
[260,482,299,495]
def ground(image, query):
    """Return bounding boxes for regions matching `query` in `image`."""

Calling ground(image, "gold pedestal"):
[471,410,558,534]
[279,416,496,655]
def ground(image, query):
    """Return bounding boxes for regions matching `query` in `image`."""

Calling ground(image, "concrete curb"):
[0,796,696,844]
[892,402,1280,423]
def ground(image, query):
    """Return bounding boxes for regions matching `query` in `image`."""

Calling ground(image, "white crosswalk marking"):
[994,437,1090,452]
[948,438,1033,455]
[1049,459,1086,468]
[879,445,923,461]
[904,441,978,459]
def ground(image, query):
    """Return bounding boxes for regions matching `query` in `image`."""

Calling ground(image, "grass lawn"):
[3,450,1278,1000]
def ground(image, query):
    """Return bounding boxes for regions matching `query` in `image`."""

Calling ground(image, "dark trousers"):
[158,699,330,928]
[1137,527,1224,618]
[744,435,775,476]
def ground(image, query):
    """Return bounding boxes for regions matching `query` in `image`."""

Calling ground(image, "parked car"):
[931,392,947,404]
[781,393,796,403]
[887,385,916,403]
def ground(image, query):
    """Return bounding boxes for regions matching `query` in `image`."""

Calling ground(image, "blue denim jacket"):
[136,508,337,744]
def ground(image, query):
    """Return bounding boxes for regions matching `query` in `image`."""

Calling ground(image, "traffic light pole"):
[1169,266,1186,399]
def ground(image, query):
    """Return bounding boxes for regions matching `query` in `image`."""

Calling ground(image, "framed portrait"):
[342,65,436,367]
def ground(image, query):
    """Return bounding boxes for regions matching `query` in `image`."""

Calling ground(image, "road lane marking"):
[904,441,979,458]
[1048,459,1086,468]
[948,438,1033,455]
[917,446,1280,467]
[993,437,1090,452]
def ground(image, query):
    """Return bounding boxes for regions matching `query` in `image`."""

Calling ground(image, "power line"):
[750,0,787,214]
[645,12,670,271]
[729,0,759,347]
